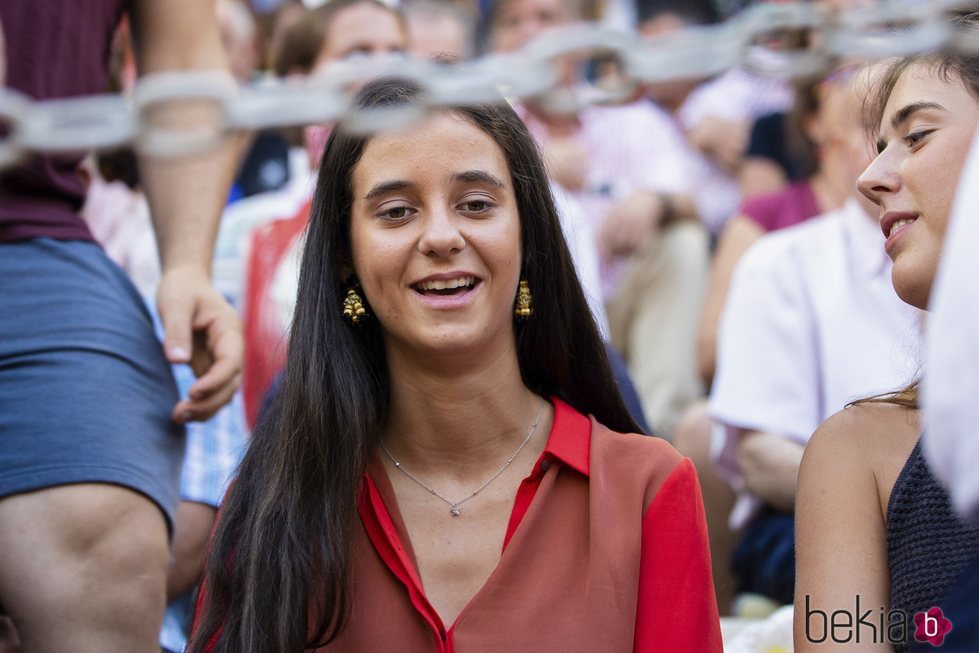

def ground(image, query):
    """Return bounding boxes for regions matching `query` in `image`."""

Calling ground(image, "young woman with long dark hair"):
[795,14,979,652]
[189,79,721,652]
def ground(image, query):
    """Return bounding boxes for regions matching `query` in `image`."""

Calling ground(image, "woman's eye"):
[904,130,934,148]
[462,199,492,213]
[380,206,412,221]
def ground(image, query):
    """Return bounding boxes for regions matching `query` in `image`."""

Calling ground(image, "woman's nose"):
[417,207,465,258]
[856,150,900,207]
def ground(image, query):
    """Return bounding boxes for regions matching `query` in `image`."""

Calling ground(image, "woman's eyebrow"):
[453,170,506,188]
[363,180,416,202]
[890,101,945,130]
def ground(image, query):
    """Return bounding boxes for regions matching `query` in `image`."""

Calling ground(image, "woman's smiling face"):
[348,111,523,360]
[857,63,979,310]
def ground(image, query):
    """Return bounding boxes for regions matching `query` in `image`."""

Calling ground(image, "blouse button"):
[540,459,551,473]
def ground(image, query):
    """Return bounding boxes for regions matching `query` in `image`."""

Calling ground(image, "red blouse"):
[201,398,722,651]
[333,398,721,652]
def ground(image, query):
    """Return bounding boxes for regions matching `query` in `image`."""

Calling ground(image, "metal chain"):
[379,401,547,516]
[2,0,978,169]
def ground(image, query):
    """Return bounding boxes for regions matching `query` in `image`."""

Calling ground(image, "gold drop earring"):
[342,285,368,325]
[514,279,533,320]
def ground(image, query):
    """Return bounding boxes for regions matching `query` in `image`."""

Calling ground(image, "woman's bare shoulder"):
[809,402,919,456]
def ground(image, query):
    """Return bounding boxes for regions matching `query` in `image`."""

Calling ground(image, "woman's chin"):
[394,325,510,363]
[891,267,932,311]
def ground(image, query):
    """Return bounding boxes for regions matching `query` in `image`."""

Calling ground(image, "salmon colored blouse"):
[203,398,722,652]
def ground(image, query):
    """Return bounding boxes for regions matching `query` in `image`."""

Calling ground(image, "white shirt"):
[923,131,979,522]
[709,200,921,527]
[678,57,793,132]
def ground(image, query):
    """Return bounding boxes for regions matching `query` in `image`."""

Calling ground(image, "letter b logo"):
[914,607,952,647]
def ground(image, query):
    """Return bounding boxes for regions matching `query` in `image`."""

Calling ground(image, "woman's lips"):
[880,211,918,258]
[884,219,915,257]
[412,280,481,308]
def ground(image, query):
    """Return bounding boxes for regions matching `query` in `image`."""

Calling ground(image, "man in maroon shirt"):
[0,19,18,649]
[0,2,242,651]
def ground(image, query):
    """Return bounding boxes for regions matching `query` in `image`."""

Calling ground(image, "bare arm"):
[735,429,804,512]
[596,189,698,261]
[794,409,893,652]
[696,215,764,385]
[131,0,242,422]
[686,116,749,175]
[167,501,218,600]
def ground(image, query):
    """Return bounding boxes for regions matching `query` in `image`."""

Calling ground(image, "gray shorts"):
[0,238,184,531]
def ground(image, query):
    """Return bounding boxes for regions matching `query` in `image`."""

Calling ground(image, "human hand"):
[736,431,804,511]
[157,266,243,423]
[687,116,748,174]
[542,137,589,192]
[596,190,664,261]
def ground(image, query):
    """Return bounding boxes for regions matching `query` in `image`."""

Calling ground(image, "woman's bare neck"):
[381,346,546,478]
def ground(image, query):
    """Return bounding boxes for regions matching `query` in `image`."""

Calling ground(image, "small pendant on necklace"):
[450,506,461,516]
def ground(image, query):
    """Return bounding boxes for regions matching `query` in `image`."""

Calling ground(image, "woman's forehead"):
[888,61,964,106]
[352,113,511,189]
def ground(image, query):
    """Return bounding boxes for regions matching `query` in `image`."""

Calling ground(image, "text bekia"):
[804,595,908,645]
[804,596,954,647]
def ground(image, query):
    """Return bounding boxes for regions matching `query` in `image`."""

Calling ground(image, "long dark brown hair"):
[189,78,641,652]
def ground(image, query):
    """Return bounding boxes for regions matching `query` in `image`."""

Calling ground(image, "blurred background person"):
[229,0,409,425]
[736,0,877,201]
[404,0,477,61]
[696,65,860,390]
[82,146,248,653]
[263,0,307,71]
[0,19,15,653]
[638,0,792,233]
[677,63,920,614]
[489,0,709,439]
[218,0,295,202]
[0,1,241,651]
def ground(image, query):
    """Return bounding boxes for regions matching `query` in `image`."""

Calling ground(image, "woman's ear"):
[338,247,355,282]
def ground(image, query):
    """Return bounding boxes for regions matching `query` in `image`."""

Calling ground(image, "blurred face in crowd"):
[407,10,470,62]
[490,0,578,88]
[637,13,705,111]
[314,1,407,66]
[348,111,523,362]
[490,0,572,53]
[305,2,408,169]
[857,63,979,309]
[217,0,259,82]
[267,2,307,73]
[832,65,881,218]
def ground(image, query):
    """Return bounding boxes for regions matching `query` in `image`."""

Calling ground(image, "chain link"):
[1,0,977,168]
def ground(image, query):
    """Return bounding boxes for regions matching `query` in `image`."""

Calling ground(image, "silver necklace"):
[379,401,546,517]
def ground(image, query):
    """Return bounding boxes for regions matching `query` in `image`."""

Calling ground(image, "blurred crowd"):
[3,0,979,651]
